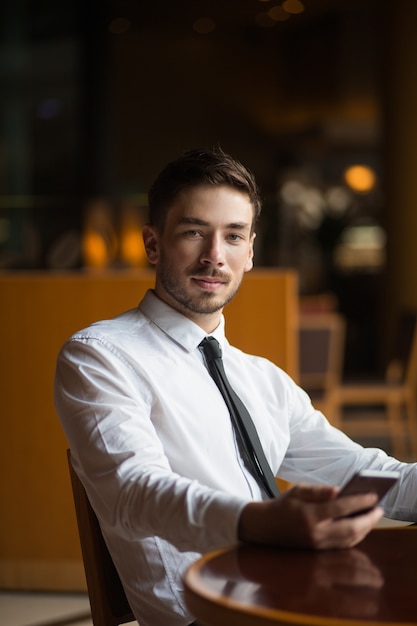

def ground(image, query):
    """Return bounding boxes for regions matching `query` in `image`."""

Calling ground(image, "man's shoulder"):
[70,307,146,342]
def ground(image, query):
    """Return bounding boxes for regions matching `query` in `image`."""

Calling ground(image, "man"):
[55,147,417,626]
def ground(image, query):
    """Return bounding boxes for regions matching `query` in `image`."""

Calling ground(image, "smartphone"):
[338,469,400,516]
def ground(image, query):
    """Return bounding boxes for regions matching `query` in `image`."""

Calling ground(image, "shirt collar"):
[138,290,226,352]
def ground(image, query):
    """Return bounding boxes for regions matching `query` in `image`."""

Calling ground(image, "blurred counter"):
[0,268,298,590]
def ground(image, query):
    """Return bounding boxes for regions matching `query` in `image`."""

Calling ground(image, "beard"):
[157,254,243,315]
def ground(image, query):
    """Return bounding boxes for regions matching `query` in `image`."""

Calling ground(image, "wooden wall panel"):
[0,269,297,590]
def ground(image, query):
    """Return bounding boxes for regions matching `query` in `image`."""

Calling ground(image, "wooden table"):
[184,527,417,626]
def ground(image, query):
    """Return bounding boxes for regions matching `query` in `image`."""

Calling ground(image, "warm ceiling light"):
[282,0,305,15]
[120,231,146,267]
[82,232,109,269]
[344,165,377,193]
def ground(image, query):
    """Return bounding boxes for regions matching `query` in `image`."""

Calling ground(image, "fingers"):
[332,492,379,520]
[312,506,384,550]
[291,489,382,549]
[289,483,339,503]
[239,484,384,551]
[285,485,379,520]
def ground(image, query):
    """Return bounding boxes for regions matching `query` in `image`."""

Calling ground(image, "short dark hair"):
[148,147,262,232]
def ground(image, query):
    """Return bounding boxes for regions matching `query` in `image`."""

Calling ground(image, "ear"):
[244,232,256,273]
[142,224,160,265]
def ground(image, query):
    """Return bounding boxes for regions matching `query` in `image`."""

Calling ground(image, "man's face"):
[143,184,256,330]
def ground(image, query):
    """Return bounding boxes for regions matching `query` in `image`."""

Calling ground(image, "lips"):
[189,268,231,292]
[194,276,224,284]
[192,277,225,291]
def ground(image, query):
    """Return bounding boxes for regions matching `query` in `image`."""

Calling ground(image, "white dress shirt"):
[54,290,417,626]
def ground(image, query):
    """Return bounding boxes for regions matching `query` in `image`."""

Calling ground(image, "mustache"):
[189,268,231,281]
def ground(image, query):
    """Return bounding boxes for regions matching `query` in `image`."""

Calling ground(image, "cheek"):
[162,240,197,266]
[229,246,253,272]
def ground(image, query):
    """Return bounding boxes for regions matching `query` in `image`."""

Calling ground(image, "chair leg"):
[405,395,417,460]
[387,402,406,460]
[325,392,341,429]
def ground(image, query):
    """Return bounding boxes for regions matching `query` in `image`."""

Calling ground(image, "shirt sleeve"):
[279,379,417,522]
[54,336,249,553]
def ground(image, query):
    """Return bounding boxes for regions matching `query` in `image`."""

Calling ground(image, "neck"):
[152,288,223,333]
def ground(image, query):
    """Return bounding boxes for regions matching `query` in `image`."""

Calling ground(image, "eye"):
[184,229,202,238]
[227,233,244,242]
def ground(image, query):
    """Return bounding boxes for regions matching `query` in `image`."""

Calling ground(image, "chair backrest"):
[67,449,135,626]
[299,313,346,393]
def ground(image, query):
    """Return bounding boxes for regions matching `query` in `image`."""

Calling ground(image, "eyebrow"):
[178,216,251,230]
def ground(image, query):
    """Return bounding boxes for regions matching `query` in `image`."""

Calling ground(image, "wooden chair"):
[298,312,346,421]
[67,450,136,626]
[327,311,417,460]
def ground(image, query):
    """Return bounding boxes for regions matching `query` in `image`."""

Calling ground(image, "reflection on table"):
[184,527,417,626]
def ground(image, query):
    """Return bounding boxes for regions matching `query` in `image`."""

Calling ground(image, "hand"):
[238,483,383,550]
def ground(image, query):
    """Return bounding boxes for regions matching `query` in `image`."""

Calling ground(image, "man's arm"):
[55,337,248,553]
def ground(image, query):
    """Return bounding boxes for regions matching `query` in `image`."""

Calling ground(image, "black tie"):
[199,336,279,499]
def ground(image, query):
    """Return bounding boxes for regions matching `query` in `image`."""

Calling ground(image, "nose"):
[199,234,225,267]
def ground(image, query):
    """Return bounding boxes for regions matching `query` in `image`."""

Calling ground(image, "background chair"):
[67,450,136,626]
[327,311,417,460]
[298,312,346,421]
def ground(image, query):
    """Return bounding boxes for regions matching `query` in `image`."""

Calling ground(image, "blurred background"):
[2,0,417,375]
[2,0,417,616]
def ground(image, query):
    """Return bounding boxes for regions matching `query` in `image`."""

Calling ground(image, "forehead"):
[165,184,254,226]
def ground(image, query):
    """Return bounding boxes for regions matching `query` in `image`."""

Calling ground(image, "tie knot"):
[199,336,222,362]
